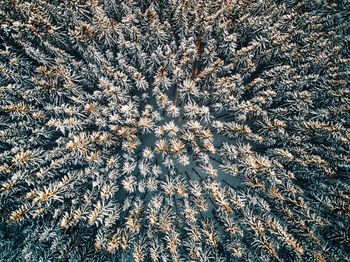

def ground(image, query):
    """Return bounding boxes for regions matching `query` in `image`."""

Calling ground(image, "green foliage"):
[0,0,349,261]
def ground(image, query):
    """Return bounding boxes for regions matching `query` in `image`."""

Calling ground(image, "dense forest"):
[0,0,349,261]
